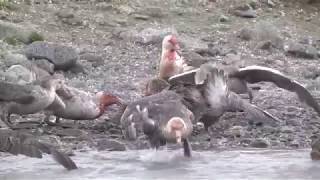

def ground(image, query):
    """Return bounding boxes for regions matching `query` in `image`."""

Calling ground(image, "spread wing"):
[230,65,320,115]
[0,81,35,104]
[0,129,77,170]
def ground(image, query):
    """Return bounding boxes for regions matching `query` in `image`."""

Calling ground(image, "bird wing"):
[231,65,320,115]
[168,68,198,85]
[0,129,77,170]
[0,81,35,104]
[226,92,280,125]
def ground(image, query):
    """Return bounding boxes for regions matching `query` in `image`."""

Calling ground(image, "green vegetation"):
[28,32,44,43]
[0,0,10,10]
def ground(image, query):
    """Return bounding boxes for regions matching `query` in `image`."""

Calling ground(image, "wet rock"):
[232,5,257,18]
[96,139,126,151]
[250,138,269,148]
[33,59,55,74]
[238,27,254,41]
[0,20,44,45]
[311,136,320,160]
[4,65,36,84]
[286,43,318,59]
[24,41,78,71]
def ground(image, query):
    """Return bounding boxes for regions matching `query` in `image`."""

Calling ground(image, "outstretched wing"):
[0,81,35,104]
[230,65,320,115]
[0,129,78,170]
[226,92,280,125]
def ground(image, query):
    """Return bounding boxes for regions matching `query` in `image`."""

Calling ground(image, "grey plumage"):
[0,129,77,170]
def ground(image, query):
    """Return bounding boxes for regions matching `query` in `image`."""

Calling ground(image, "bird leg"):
[182,138,192,157]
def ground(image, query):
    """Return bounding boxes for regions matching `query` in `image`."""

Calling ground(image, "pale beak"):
[175,130,182,145]
[174,44,180,51]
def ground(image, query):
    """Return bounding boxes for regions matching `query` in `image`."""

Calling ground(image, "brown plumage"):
[0,128,77,170]
[146,64,278,130]
[120,90,194,157]
[169,64,320,117]
[0,77,65,129]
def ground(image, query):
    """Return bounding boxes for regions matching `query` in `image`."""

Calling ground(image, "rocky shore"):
[1,0,320,155]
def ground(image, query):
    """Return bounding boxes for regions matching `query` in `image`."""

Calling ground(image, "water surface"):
[1,149,320,180]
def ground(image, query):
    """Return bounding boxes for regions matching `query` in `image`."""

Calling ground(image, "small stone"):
[97,139,126,151]
[219,15,229,22]
[250,138,269,148]
[144,7,164,18]
[238,27,254,41]
[266,0,275,7]
[286,43,318,59]
[280,126,295,133]
[233,5,257,18]
[33,59,55,74]
[55,10,74,19]
[256,40,272,50]
[133,14,150,21]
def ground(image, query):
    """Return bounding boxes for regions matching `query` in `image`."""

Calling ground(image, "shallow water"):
[1,149,320,180]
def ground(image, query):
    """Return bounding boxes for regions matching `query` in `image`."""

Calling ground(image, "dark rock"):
[238,27,254,41]
[256,40,272,50]
[219,15,229,22]
[96,2,113,11]
[69,63,86,74]
[180,50,209,67]
[33,59,55,74]
[195,47,220,57]
[96,139,126,151]
[144,7,164,18]
[24,41,78,71]
[133,14,150,21]
[250,138,269,148]
[55,10,74,19]
[286,43,318,59]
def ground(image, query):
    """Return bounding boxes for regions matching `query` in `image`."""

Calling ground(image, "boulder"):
[24,41,78,71]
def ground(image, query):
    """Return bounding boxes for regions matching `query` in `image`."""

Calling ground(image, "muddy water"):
[1,149,320,180]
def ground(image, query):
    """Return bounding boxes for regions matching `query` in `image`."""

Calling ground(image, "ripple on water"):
[1,149,320,180]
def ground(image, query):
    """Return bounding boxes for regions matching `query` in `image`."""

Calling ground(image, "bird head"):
[162,34,180,51]
[165,117,186,144]
[97,92,123,112]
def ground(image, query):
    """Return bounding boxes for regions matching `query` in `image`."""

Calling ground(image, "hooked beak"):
[175,130,182,145]
[173,44,180,51]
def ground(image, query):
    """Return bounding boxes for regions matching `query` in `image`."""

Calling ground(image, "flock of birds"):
[1,34,320,171]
